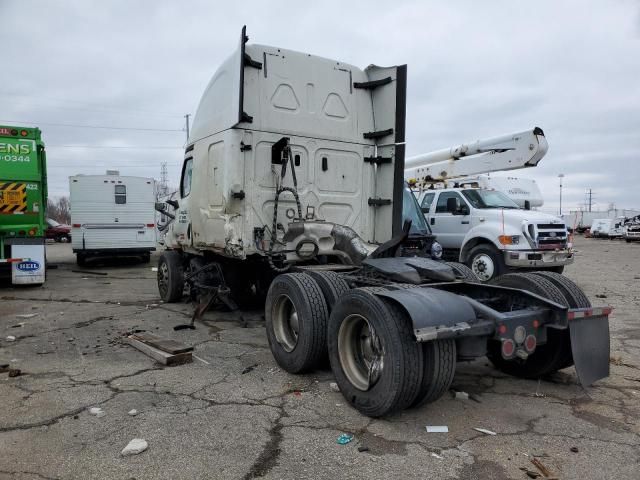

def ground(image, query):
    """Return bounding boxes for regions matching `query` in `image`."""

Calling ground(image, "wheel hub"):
[272,294,299,352]
[472,254,495,281]
[338,314,384,391]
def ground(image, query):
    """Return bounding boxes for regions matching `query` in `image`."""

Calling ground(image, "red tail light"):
[146,223,155,227]
[72,224,81,228]
[524,335,537,353]
[501,339,515,358]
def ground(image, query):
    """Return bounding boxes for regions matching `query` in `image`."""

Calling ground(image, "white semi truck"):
[155,27,610,417]
[405,129,573,281]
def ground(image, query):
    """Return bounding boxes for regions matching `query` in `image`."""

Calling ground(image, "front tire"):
[265,273,328,373]
[328,288,423,417]
[157,251,184,303]
[467,244,506,282]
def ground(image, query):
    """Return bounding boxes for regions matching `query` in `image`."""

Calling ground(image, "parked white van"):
[70,173,157,265]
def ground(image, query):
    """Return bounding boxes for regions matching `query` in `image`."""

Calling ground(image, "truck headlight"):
[431,241,443,259]
[498,235,520,245]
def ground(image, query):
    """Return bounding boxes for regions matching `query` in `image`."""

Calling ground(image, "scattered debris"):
[430,452,444,460]
[469,393,483,403]
[88,407,105,417]
[151,267,158,272]
[531,457,554,478]
[595,294,607,298]
[519,467,542,478]
[453,390,469,400]
[570,446,579,453]
[8,368,21,377]
[357,446,369,453]
[292,390,302,397]
[124,333,193,366]
[426,426,449,433]
[71,269,108,276]
[473,427,497,436]
[15,313,38,319]
[6,336,16,342]
[329,382,340,392]
[242,364,258,374]
[532,379,545,398]
[128,409,138,416]
[192,354,210,365]
[11,322,26,328]
[121,438,148,456]
[336,433,354,445]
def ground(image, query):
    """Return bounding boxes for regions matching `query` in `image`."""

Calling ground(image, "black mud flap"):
[570,315,610,386]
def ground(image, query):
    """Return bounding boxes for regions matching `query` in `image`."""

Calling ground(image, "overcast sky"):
[2,0,639,214]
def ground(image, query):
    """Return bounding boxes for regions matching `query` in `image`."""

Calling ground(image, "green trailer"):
[0,125,47,284]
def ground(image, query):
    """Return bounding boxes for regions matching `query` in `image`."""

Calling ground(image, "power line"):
[0,119,183,132]
[0,93,184,118]
[46,145,183,149]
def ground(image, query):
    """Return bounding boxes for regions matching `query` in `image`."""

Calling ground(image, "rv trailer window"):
[115,185,126,204]
[181,158,193,197]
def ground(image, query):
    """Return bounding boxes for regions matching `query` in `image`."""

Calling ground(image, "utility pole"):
[184,114,191,142]
[587,188,593,212]
[558,174,564,216]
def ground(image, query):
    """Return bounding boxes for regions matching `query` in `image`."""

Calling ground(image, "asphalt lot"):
[1,236,639,479]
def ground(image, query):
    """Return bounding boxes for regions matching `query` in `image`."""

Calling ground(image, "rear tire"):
[328,288,423,417]
[157,251,184,303]
[76,254,87,267]
[306,271,350,312]
[445,261,479,283]
[467,244,506,282]
[488,272,571,378]
[411,339,456,408]
[265,273,328,373]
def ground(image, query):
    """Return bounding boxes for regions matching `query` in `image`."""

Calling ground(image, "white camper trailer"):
[70,172,157,265]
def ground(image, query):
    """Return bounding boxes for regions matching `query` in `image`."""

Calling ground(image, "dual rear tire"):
[265,273,456,417]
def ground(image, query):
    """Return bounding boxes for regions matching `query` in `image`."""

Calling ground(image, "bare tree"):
[47,196,71,224]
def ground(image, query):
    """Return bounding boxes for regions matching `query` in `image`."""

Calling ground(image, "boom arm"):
[405,127,548,185]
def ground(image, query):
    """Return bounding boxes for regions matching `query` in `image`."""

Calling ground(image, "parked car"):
[46,218,71,242]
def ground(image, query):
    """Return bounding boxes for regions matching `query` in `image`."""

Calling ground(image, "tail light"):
[501,339,515,358]
[146,223,155,228]
[72,224,81,228]
[28,228,37,236]
[524,335,537,353]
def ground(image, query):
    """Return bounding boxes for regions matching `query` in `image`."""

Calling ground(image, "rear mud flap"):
[570,315,610,386]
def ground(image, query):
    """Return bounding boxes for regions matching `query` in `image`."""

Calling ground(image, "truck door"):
[173,156,193,246]
[430,191,471,248]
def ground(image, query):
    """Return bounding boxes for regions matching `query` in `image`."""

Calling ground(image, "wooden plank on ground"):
[124,336,192,366]
[129,333,193,354]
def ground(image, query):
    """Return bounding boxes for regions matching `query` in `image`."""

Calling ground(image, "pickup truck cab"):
[416,187,573,281]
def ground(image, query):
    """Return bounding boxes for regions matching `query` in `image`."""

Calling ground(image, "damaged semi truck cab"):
[157,27,611,418]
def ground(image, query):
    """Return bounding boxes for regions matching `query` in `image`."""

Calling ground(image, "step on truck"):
[0,125,47,285]
[156,27,612,417]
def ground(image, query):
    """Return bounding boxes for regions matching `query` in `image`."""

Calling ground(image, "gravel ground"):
[1,236,638,479]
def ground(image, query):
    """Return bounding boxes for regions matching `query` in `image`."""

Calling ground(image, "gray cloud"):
[2,0,639,214]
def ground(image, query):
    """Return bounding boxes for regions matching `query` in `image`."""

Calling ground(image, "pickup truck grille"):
[533,223,567,249]
[531,223,568,249]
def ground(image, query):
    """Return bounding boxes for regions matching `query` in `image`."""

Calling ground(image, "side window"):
[420,192,435,212]
[435,192,463,213]
[115,185,126,204]
[181,157,193,197]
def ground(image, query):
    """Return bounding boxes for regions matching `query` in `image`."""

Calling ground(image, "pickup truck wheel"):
[265,273,328,373]
[445,262,479,283]
[467,245,505,282]
[306,271,350,312]
[328,288,423,417]
[157,251,184,303]
[488,273,571,378]
[411,339,456,408]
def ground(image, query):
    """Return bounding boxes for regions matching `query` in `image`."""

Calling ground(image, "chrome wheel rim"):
[272,294,299,352]
[338,314,384,391]
[471,253,495,281]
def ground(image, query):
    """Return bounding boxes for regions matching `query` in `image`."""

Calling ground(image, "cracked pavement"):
[1,237,639,479]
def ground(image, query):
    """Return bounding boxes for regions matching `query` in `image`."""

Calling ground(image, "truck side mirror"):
[421,206,430,214]
[524,200,531,210]
[446,197,458,214]
[154,202,166,212]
